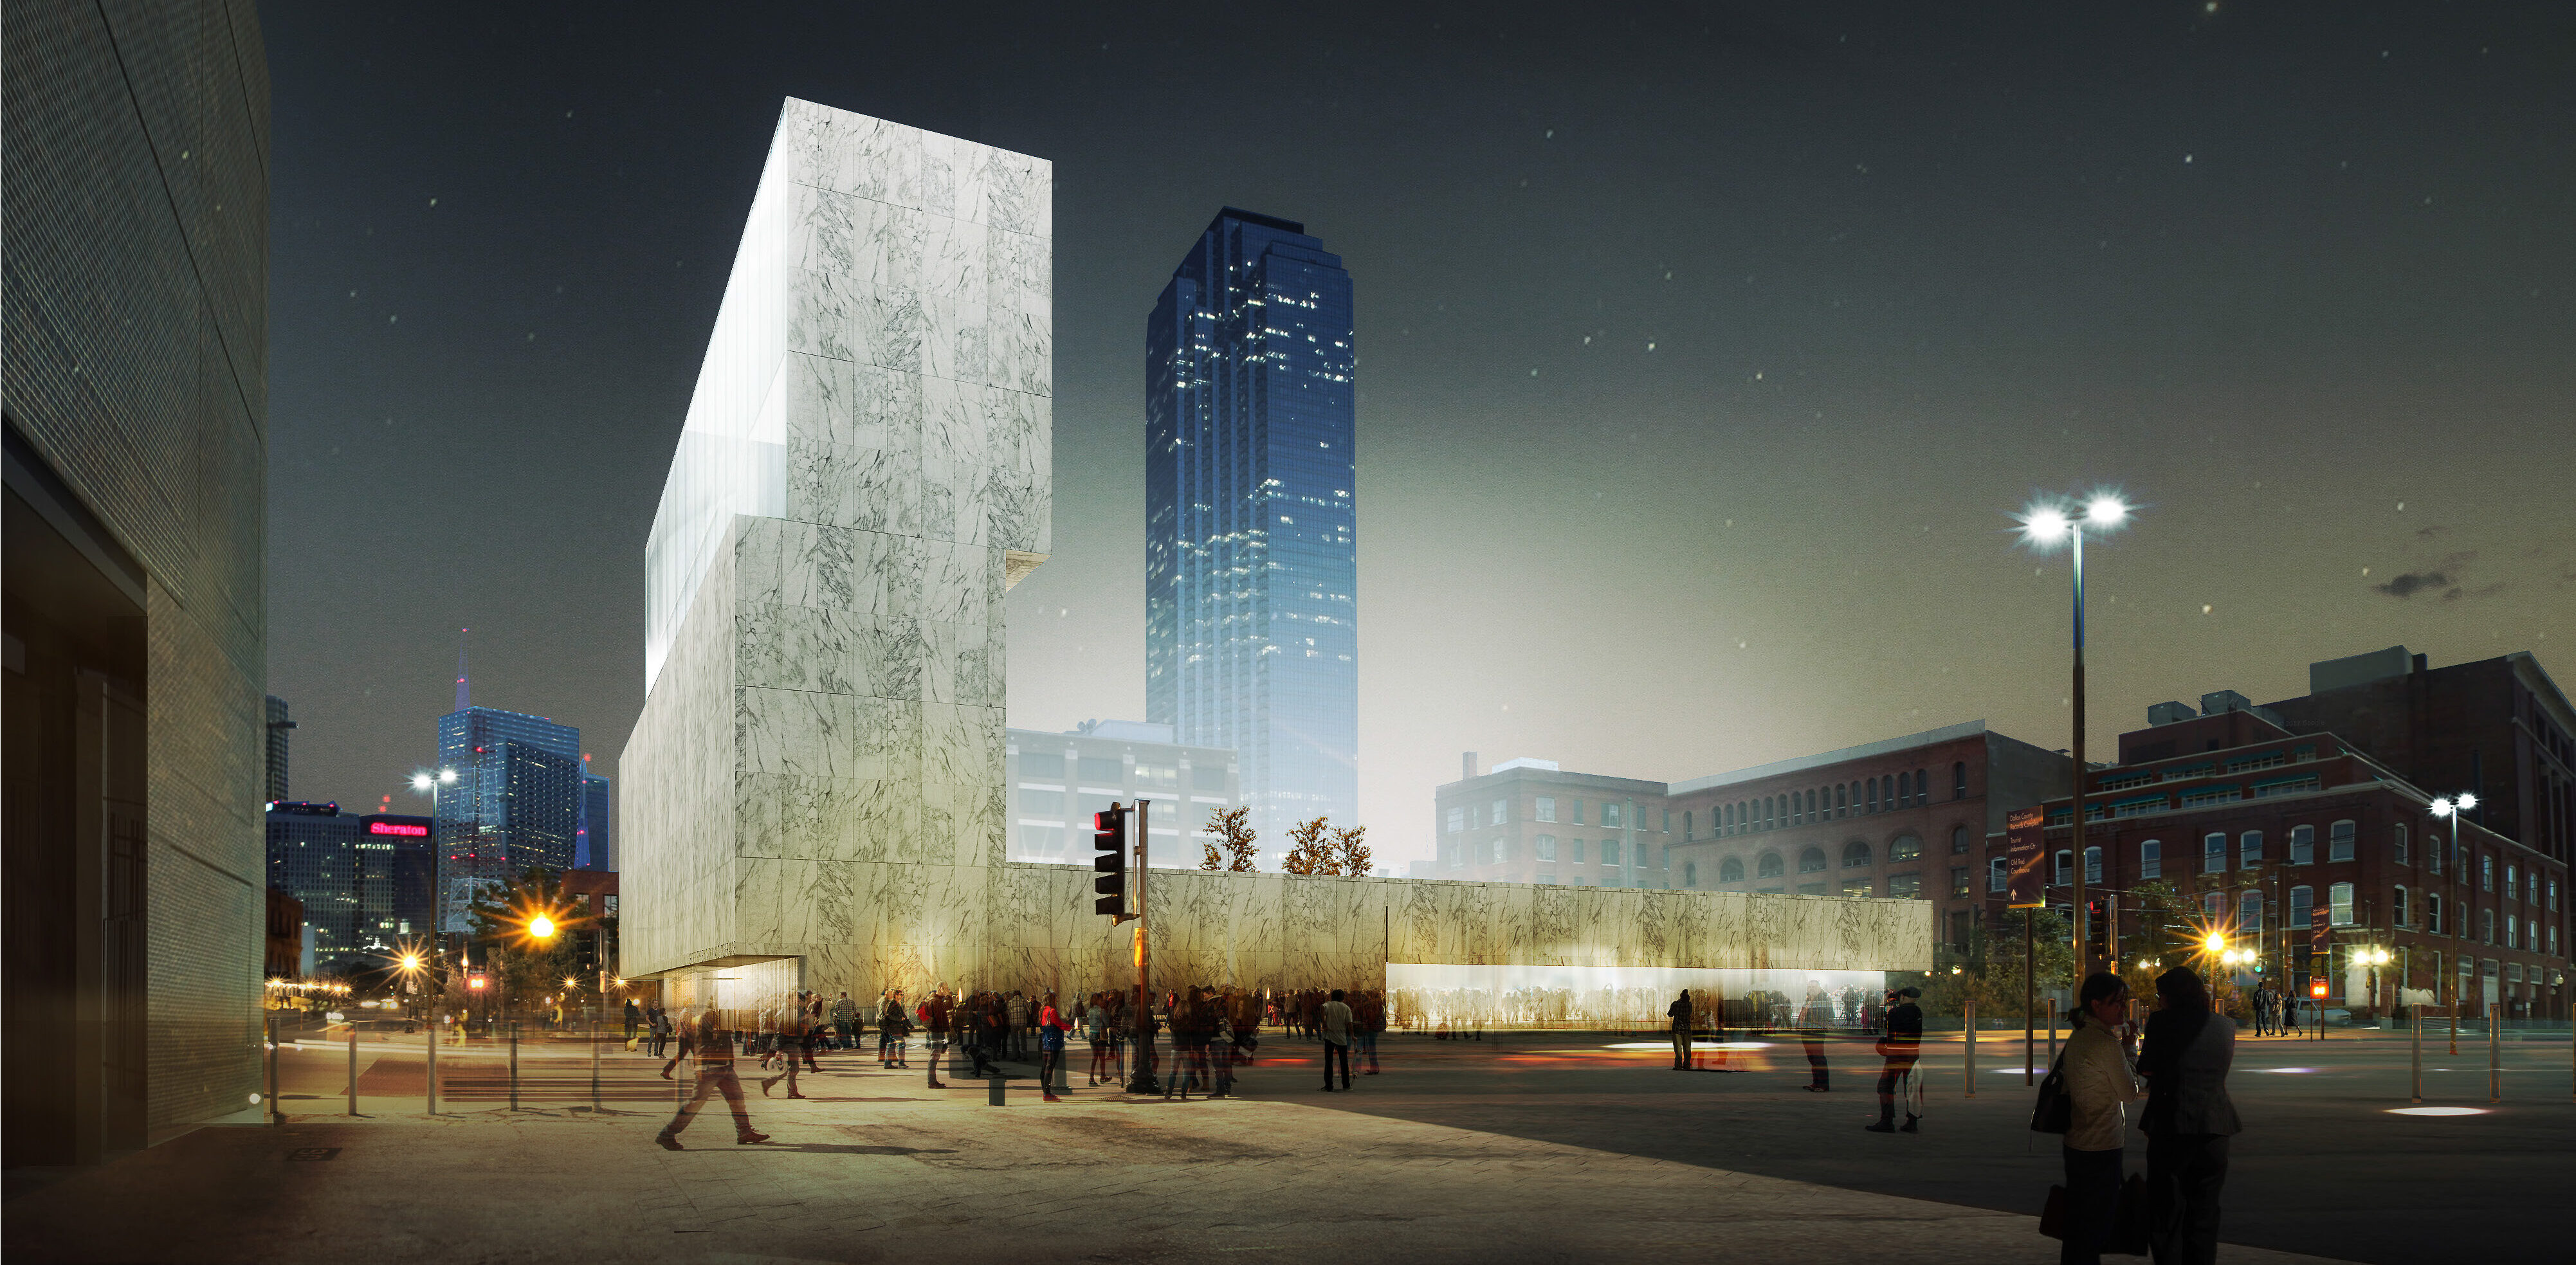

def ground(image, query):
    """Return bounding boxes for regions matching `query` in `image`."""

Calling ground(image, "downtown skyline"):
[259,3,2575,871]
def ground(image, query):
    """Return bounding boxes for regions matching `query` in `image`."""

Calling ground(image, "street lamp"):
[2016,488,2134,975]
[2430,792,2478,1054]
[408,768,459,972]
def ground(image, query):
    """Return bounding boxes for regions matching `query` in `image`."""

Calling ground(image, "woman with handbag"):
[2138,966,2240,1265]
[2055,972,2144,1264]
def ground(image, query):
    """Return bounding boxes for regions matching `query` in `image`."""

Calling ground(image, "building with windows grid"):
[1146,208,1356,851]
[1006,721,1239,869]
[264,803,435,974]
[435,706,583,931]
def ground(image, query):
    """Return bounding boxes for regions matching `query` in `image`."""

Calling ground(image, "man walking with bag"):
[1865,987,1924,1132]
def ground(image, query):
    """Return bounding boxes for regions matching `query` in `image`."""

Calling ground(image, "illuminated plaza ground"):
[5,1026,2564,1264]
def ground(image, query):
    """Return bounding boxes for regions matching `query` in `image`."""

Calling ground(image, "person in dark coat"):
[1865,986,1924,1132]
[1668,990,1695,1069]
[2138,966,2242,1265]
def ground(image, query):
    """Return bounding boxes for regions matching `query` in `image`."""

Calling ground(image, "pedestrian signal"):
[1092,805,1129,919]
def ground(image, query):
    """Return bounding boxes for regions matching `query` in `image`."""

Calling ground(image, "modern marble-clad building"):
[619,99,1928,1020]
[619,98,1055,1001]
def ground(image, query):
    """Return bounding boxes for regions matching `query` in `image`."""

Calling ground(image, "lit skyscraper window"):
[1146,208,1356,848]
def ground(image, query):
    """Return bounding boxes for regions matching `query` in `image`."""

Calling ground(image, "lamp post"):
[2431,794,2478,1055]
[2016,491,2133,975]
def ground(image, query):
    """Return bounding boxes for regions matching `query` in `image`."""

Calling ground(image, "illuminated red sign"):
[369,821,429,837]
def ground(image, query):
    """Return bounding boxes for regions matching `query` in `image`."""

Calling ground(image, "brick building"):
[1987,691,2567,1019]
[1434,722,2073,960]
[1664,722,2070,956]
[2261,646,2575,871]
[1434,756,1672,887]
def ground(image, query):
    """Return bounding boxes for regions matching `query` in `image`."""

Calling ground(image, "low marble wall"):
[627,858,1930,1017]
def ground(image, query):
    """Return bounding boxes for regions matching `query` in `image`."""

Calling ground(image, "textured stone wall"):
[3,0,270,1133]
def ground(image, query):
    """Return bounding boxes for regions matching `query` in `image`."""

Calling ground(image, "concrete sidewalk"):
[6,1059,2351,1265]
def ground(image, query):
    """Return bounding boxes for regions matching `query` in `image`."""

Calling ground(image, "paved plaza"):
[5,1026,2564,1264]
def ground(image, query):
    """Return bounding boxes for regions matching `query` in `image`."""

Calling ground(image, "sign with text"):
[2005,806,2046,908]
[2310,900,2330,955]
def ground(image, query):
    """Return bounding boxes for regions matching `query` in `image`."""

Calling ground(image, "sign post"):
[2005,806,2046,1084]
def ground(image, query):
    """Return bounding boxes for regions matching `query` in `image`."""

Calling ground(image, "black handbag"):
[2029,1053,2072,1134]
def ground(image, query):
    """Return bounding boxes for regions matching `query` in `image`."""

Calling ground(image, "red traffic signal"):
[2308,979,2328,999]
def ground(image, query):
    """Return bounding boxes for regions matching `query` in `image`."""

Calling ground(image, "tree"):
[466,867,587,1015]
[1282,816,1335,875]
[1923,906,2074,1019]
[1201,806,1259,871]
[1333,823,1372,877]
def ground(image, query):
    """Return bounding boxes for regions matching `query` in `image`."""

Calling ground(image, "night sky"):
[263,3,2575,866]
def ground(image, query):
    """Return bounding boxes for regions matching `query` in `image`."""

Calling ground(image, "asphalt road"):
[1205,1026,2572,1265]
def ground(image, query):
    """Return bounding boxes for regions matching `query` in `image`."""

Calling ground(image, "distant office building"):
[1438,722,2074,960]
[265,803,435,974]
[3,0,272,1162]
[1146,208,1357,847]
[1007,721,1239,869]
[264,695,295,801]
[435,707,583,931]
[578,772,613,871]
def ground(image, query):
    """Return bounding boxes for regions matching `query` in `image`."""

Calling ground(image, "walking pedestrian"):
[623,998,642,1041]
[1319,988,1355,1091]
[879,988,909,1068]
[655,1007,770,1149]
[2139,967,2240,1265]
[1007,991,1031,1060]
[1358,990,1385,1074]
[832,990,859,1051]
[762,1000,810,1099]
[966,992,1003,1079]
[2055,972,2144,1265]
[921,987,953,1088]
[1037,991,1069,1102]
[1668,989,1694,1070]
[1864,986,1924,1132]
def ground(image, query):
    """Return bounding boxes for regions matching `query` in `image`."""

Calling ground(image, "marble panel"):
[785,266,857,362]
[736,603,854,695]
[851,361,924,456]
[787,437,918,534]
[921,215,988,387]
[848,612,924,702]
[738,686,863,782]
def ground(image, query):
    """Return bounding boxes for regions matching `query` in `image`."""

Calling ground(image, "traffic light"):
[1093,805,1129,919]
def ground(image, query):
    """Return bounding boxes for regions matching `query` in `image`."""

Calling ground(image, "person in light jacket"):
[2059,972,2144,1265]
[2138,966,2241,1265]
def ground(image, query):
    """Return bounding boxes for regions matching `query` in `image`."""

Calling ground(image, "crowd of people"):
[643,982,1394,1146]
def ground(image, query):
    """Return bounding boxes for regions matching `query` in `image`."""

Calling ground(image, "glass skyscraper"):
[434,707,583,931]
[1146,208,1357,849]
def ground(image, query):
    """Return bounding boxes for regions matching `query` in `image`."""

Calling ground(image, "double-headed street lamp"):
[2017,489,2134,975]
[2430,792,2478,1054]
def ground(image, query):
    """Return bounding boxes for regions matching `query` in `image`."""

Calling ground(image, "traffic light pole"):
[1127,800,1158,1095]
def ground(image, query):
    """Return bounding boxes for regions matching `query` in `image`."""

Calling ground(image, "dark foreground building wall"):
[3,0,269,1163]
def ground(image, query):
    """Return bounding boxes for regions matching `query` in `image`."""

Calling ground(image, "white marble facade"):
[622,100,1930,1014]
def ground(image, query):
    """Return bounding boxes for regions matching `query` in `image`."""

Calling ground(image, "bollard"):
[590,1012,602,1113]
[1963,1000,1976,1098]
[987,1077,1006,1107]
[2489,1006,2501,1104]
[425,1008,438,1116]
[509,1021,521,1112]
[2411,1003,2424,1104]
[349,1023,360,1116]
[267,1014,282,1126]
[2046,998,2058,1068]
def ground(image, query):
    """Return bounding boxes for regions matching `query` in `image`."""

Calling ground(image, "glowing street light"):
[529,914,557,941]
[2013,487,2136,975]
[2429,792,2478,1054]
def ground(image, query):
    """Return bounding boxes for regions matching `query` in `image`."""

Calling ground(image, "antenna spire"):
[455,627,471,713]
